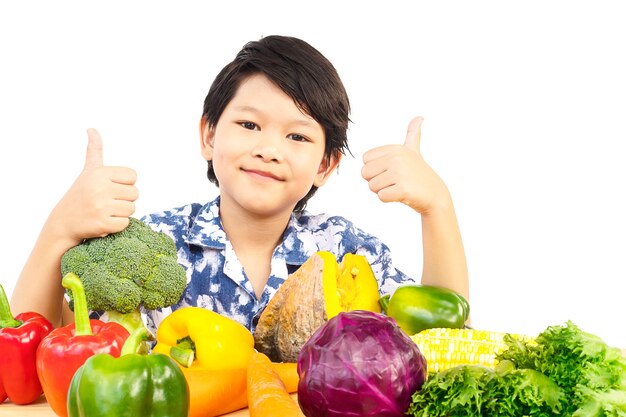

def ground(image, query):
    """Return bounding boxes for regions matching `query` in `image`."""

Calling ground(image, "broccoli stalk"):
[106,310,145,337]
[61,217,186,338]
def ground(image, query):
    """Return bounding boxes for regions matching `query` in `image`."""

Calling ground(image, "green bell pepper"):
[67,326,189,417]
[379,284,470,335]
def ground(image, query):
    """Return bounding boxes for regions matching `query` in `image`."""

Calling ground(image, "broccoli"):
[61,217,186,336]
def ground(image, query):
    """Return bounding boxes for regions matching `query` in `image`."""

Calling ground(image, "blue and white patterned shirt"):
[138,196,414,335]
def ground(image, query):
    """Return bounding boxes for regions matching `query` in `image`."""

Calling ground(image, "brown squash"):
[253,251,381,362]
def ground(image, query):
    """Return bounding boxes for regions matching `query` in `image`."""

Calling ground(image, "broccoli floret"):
[141,256,187,309]
[61,217,186,335]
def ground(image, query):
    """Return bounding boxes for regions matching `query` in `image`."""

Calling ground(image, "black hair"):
[201,35,351,212]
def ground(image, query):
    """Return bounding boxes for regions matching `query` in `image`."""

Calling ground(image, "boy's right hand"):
[49,128,139,243]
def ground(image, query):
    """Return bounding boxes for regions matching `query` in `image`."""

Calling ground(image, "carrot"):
[177,360,299,417]
[247,352,304,417]
[270,361,299,393]
[182,367,249,417]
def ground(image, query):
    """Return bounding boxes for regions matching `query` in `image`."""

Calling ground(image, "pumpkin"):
[253,251,381,362]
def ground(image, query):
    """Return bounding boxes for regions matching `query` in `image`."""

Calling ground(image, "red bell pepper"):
[36,273,129,417]
[0,283,53,405]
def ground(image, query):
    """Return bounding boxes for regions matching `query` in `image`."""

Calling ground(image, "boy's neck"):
[218,198,292,255]
[222,213,288,250]
[219,200,292,300]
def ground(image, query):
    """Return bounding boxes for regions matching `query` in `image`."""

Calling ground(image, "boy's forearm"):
[10,220,80,327]
[419,198,469,300]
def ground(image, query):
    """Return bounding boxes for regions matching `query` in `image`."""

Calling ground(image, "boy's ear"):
[199,117,215,161]
[313,153,342,187]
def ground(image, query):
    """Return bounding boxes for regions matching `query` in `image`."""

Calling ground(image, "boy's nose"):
[252,133,284,162]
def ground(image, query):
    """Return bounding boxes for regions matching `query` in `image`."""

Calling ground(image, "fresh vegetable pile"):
[5,239,626,417]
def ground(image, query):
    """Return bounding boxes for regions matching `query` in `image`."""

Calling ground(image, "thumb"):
[403,116,423,151]
[84,128,104,170]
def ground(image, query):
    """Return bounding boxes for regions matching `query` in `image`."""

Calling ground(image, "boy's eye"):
[240,121,259,130]
[288,133,308,142]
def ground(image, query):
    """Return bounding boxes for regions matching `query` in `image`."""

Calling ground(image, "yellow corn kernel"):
[410,327,532,374]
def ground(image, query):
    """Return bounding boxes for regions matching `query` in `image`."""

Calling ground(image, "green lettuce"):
[407,365,492,416]
[408,321,626,416]
[573,385,626,417]
[497,321,626,415]
[407,363,563,416]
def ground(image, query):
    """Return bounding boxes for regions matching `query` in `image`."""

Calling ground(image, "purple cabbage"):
[297,310,427,417]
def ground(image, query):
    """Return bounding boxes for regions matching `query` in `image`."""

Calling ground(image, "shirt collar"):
[185,196,317,266]
[276,211,319,266]
[184,196,227,249]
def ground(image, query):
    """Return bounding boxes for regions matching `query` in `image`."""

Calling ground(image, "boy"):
[11,35,468,333]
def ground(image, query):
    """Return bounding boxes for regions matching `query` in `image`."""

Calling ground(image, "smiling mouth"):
[243,168,283,181]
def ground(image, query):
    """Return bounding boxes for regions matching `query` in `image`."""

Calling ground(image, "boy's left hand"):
[361,116,450,214]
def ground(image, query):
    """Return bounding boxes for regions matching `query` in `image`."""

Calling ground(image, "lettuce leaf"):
[407,364,563,417]
[485,365,563,416]
[573,385,626,417]
[496,320,626,414]
[408,365,492,417]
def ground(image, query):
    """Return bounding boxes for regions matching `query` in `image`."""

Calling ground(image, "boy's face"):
[201,73,339,217]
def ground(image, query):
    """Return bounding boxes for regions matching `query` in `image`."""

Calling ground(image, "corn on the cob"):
[410,327,533,374]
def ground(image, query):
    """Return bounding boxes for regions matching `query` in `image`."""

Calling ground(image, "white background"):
[1,1,625,347]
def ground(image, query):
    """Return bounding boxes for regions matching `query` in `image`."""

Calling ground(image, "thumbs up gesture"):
[50,129,139,242]
[361,117,450,214]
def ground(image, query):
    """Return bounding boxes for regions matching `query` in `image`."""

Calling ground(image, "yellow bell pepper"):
[152,307,254,370]
[318,251,382,319]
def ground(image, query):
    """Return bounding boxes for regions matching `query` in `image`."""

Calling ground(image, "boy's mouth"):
[242,168,283,181]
